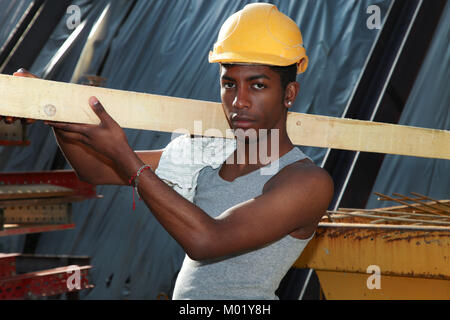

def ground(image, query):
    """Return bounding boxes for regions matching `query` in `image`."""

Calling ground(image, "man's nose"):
[233,87,251,110]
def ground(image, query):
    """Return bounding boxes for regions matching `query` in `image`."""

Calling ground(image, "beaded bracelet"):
[129,164,153,211]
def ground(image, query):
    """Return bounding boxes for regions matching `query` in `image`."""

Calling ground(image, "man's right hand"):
[1,68,38,124]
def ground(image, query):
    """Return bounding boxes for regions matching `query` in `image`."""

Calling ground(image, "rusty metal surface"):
[294,195,450,280]
[316,270,450,300]
[328,212,450,226]
[294,226,449,279]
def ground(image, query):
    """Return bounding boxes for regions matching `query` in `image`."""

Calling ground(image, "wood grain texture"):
[0,74,448,159]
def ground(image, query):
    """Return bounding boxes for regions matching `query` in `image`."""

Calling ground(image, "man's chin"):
[233,128,259,144]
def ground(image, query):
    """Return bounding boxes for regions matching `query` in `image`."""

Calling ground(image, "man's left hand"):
[46,97,134,165]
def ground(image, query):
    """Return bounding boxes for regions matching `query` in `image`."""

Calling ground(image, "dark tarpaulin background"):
[0,0,34,47]
[365,1,450,208]
[9,0,449,300]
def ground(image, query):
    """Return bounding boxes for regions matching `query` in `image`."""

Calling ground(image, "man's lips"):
[229,112,257,128]
[231,116,255,128]
[231,113,255,122]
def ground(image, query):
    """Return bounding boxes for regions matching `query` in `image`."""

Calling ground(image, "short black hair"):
[220,63,298,90]
[269,64,298,90]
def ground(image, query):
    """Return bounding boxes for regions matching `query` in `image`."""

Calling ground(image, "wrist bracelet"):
[129,164,153,211]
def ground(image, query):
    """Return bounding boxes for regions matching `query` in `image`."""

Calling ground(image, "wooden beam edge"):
[0,74,448,159]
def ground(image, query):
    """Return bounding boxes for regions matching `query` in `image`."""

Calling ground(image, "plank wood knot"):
[44,104,56,117]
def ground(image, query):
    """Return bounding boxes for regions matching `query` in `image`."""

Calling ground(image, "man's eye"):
[252,83,266,89]
[222,83,235,89]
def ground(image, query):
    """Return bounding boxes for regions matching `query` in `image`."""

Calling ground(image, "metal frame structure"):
[0,170,98,236]
[294,194,450,300]
[0,170,97,299]
[0,123,97,299]
[0,253,92,300]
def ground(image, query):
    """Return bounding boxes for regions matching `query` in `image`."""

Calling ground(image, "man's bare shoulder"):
[262,157,334,235]
[264,158,333,195]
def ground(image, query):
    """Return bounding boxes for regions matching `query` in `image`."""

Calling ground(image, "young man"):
[13,3,333,299]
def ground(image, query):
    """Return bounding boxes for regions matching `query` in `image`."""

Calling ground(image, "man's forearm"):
[116,151,216,260]
[53,127,129,185]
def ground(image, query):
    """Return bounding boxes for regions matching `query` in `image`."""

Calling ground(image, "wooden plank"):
[0,74,448,159]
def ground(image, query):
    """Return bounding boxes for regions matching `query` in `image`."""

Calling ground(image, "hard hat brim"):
[209,51,308,74]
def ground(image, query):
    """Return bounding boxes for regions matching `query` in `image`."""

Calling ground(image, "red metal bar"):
[0,140,30,146]
[0,223,75,237]
[0,254,18,278]
[0,265,92,299]
[0,170,96,198]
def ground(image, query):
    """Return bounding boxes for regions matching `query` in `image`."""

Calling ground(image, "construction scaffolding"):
[0,122,96,299]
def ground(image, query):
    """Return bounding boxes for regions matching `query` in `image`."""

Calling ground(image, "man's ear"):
[284,82,300,109]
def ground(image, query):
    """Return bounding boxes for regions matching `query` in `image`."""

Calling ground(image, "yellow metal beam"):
[294,226,450,280]
[316,270,450,300]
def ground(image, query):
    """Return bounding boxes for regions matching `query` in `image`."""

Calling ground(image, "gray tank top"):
[172,147,314,300]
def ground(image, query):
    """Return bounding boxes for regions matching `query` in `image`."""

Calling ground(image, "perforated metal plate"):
[1,203,71,224]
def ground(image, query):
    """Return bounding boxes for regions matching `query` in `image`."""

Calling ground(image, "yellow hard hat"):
[209,3,308,74]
